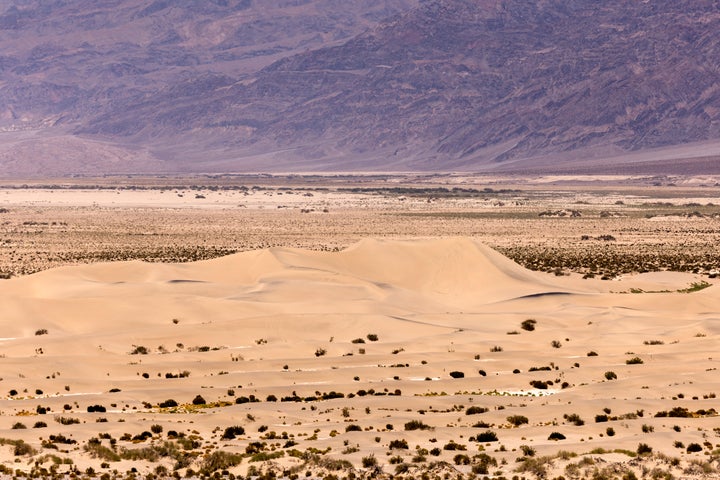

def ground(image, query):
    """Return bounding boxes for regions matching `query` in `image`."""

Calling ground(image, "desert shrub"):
[449,371,464,379]
[528,366,552,372]
[606,427,615,436]
[654,407,692,418]
[366,333,379,341]
[644,340,664,345]
[158,399,178,408]
[466,406,488,415]
[266,394,277,402]
[200,450,243,473]
[478,369,487,376]
[626,357,644,365]
[48,434,76,445]
[604,371,617,380]
[351,338,365,344]
[11,422,26,429]
[453,454,471,465]
[405,420,432,431]
[507,415,529,427]
[345,424,362,432]
[315,348,327,357]
[87,405,106,413]
[520,445,536,457]
[587,351,598,356]
[130,345,148,355]
[13,441,35,456]
[595,414,608,423]
[389,439,409,449]
[475,431,498,442]
[221,426,245,440]
[686,443,703,453]
[548,432,566,440]
[520,319,537,331]
[641,424,654,433]
[191,395,206,405]
[443,441,466,451]
[361,455,377,468]
[551,340,562,348]
[637,443,652,455]
[55,416,80,425]
[564,413,584,426]
[529,380,549,389]
[33,421,47,428]
[35,329,48,336]
[490,345,503,352]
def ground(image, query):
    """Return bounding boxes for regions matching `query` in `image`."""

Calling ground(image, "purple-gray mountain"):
[2,0,720,176]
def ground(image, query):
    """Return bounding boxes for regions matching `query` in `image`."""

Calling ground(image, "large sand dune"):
[0,238,718,478]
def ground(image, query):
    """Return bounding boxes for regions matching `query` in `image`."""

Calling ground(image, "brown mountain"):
[2,0,720,176]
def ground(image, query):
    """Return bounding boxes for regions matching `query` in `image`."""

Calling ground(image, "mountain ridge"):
[2,0,720,176]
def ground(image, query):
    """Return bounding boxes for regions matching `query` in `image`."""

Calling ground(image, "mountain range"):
[2,0,720,176]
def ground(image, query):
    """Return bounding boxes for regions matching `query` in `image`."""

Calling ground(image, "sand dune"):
[0,238,718,478]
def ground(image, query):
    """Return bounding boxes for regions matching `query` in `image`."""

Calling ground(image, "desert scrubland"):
[0,174,720,479]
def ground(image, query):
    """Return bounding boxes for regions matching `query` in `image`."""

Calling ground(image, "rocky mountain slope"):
[2,0,720,175]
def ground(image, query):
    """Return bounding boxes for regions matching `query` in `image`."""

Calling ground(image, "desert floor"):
[1,174,720,479]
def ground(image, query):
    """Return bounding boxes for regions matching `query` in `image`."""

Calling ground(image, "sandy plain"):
[1,174,720,479]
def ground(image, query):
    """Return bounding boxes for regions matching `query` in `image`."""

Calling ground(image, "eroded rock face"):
[2,0,720,174]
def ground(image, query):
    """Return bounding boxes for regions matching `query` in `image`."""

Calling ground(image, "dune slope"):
[0,238,718,478]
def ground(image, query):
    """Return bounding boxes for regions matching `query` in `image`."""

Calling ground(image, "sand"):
[1,236,719,479]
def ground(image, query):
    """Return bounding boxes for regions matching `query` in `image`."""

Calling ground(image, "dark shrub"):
[475,431,498,442]
[507,415,529,426]
[465,406,488,415]
[221,426,245,439]
[449,371,464,379]
[637,443,652,455]
[389,439,409,449]
[404,420,432,431]
[520,319,537,331]
[192,395,206,405]
[548,432,566,440]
